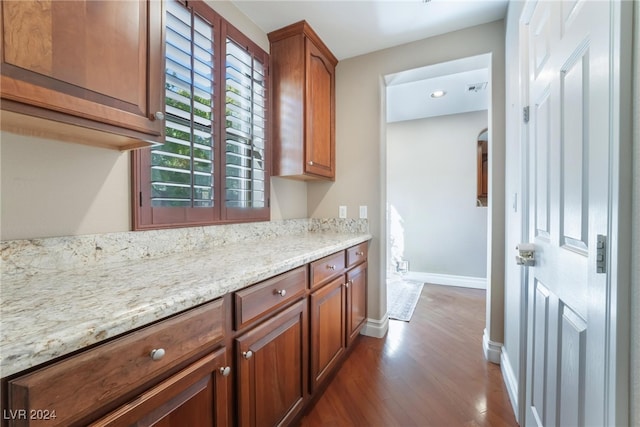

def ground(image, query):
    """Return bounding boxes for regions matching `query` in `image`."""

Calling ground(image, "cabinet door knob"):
[149,348,166,361]
[308,161,314,166]
[356,251,364,256]
[275,289,287,297]
[327,264,336,270]
[242,350,253,360]
[345,281,350,289]
[219,366,231,377]
[151,111,165,121]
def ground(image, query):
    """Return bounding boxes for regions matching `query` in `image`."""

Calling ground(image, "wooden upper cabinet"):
[269,21,338,181]
[0,0,164,150]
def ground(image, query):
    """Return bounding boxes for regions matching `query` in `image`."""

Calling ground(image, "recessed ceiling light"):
[430,90,446,98]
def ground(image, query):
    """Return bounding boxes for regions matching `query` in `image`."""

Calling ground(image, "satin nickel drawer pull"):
[149,348,166,361]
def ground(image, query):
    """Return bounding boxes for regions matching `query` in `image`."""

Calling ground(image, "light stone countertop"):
[1,231,371,378]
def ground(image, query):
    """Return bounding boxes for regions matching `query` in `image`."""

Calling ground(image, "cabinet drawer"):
[346,243,368,268]
[310,251,345,289]
[8,299,224,427]
[234,266,307,330]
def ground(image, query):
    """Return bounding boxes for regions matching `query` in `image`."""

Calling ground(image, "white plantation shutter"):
[225,38,267,209]
[133,0,270,229]
[153,0,215,208]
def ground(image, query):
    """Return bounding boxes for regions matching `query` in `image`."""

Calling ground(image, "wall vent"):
[467,82,488,92]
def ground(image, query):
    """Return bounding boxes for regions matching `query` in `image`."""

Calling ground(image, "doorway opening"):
[382,53,493,331]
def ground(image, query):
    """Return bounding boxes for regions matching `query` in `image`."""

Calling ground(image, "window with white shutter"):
[225,35,267,211]
[133,0,269,229]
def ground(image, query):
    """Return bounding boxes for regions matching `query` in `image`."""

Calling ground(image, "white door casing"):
[521,0,619,425]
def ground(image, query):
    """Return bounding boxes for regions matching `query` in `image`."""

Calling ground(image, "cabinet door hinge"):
[523,106,530,124]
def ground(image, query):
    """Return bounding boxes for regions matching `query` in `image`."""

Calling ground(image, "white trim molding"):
[483,328,502,364]
[361,315,389,339]
[404,271,487,290]
[501,349,521,423]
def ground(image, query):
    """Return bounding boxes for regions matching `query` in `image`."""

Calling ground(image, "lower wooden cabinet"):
[2,243,368,427]
[235,300,308,427]
[91,347,230,427]
[5,299,225,427]
[346,261,368,346]
[310,256,368,392]
[309,276,346,392]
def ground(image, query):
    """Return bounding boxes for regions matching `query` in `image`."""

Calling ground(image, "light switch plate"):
[339,206,347,218]
[359,205,367,219]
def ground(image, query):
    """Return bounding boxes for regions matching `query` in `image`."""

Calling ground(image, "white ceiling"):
[230,0,507,121]
[230,0,508,60]
[386,54,491,122]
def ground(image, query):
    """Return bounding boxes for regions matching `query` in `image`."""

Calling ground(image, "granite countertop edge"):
[0,232,372,378]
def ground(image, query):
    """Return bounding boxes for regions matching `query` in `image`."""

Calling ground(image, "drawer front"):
[310,251,346,289]
[8,298,225,427]
[234,266,307,330]
[346,242,368,268]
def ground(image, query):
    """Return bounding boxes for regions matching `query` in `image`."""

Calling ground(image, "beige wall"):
[0,133,131,239]
[0,0,307,241]
[632,0,639,423]
[308,20,506,336]
[387,111,488,278]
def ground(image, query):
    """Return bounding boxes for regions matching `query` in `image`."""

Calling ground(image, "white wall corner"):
[483,328,502,364]
[361,315,389,339]
[405,271,487,290]
[500,349,521,424]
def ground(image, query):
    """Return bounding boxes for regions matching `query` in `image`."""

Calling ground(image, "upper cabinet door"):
[0,0,164,149]
[305,38,335,179]
[269,21,337,181]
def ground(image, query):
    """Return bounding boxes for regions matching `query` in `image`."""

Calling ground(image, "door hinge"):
[596,234,607,274]
[523,106,530,123]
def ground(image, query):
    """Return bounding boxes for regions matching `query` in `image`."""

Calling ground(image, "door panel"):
[534,88,551,240]
[558,304,587,427]
[560,47,589,251]
[523,0,611,425]
[530,281,550,427]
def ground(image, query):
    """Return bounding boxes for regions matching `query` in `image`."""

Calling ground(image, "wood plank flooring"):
[298,284,519,427]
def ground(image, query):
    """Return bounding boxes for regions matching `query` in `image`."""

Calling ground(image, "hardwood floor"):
[298,284,519,427]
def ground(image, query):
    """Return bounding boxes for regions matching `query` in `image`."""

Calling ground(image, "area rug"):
[387,278,424,322]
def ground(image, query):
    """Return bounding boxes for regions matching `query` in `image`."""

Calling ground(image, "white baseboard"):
[404,271,487,290]
[483,328,502,364]
[361,315,389,338]
[501,349,521,423]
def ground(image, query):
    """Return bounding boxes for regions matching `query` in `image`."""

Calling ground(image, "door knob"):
[515,243,535,266]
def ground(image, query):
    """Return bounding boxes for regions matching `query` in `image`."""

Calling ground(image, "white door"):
[522,1,613,425]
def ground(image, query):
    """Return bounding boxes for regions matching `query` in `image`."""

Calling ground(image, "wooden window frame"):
[132,0,270,230]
